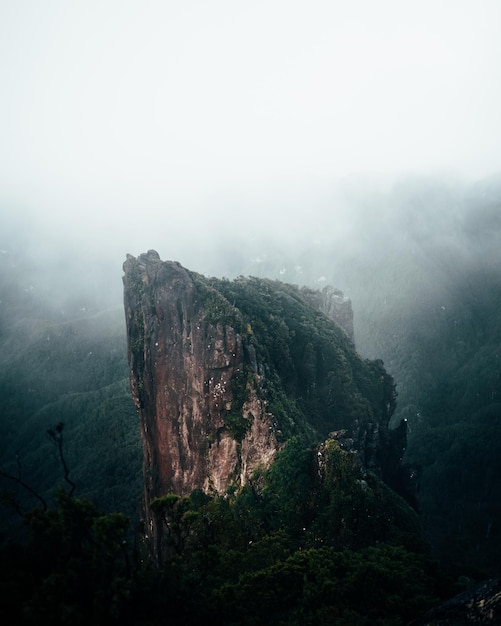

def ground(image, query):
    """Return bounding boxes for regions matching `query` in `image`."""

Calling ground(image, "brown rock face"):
[123,251,278,543]
[123,251,406,558]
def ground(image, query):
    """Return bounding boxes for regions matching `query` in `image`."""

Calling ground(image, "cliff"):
[123,251,405,550]
[300,284,354,343]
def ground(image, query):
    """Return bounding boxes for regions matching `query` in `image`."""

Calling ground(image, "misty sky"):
[1,0,501,265]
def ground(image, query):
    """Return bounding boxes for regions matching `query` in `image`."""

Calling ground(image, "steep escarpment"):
[123,251,277,497]
[123,251,406,550]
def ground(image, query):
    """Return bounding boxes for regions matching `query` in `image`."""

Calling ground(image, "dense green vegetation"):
[0,437,449,625]
[199,274,398,453]
[1,487,132,625]
[138,442,444,626]
[232,176,501,577]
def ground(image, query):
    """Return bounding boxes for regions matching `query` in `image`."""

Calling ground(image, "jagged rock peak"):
[123,252,405,553]
[123,253,281,548]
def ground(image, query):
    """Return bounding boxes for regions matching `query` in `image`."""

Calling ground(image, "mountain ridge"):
[122,250,409,557]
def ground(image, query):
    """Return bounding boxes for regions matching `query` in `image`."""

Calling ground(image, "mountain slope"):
[122,251,409,558]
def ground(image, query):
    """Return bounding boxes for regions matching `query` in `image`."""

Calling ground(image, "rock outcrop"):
[300,285,355,343]
[123,251,405,553]
[413,578,501,625]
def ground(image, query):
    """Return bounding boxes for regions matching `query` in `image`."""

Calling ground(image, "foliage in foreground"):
[0,438,451,625]
[0,488,132,626]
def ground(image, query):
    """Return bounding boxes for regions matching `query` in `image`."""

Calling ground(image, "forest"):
[1,175,500,624]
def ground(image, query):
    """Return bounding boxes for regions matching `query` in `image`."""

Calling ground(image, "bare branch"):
[47,422,76,497]
[0,453,48,511]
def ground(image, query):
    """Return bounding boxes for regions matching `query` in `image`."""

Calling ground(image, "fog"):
[3,3,501,568]
[1,0,501,306]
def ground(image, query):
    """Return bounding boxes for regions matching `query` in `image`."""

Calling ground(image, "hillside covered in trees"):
[1,174,500,623]
[235,175,501,577]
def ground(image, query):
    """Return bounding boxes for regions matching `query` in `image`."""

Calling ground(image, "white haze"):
[1,0,501,284]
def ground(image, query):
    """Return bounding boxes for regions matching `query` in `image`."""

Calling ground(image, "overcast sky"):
[1,0,501,264]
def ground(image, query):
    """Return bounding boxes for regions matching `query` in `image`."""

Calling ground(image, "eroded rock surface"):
[123,251,405,553]
[123,252,279,543]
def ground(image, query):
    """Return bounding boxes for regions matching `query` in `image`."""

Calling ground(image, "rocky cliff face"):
[123,251,405,551]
